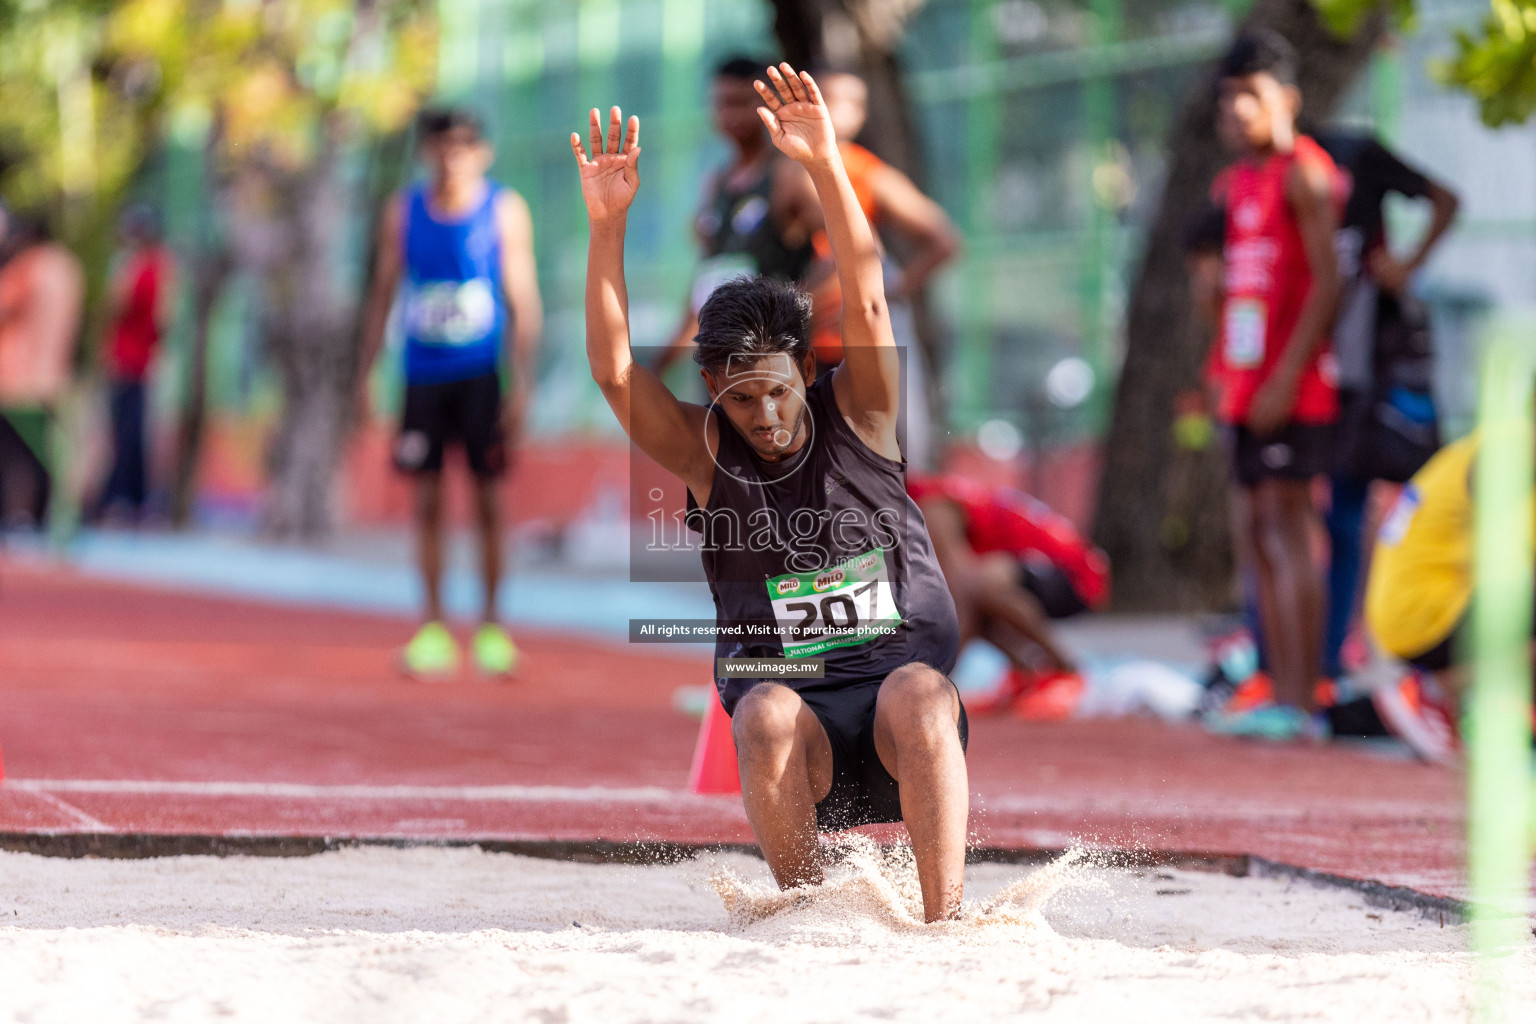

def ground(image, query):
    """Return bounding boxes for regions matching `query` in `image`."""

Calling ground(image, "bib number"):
[767,548,902,659]
[1378,484,1421,547]
[406,279,497,346]
[1223,299,1266,368]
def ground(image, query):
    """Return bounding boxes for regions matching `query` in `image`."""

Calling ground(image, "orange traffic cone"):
[687,697,741,795]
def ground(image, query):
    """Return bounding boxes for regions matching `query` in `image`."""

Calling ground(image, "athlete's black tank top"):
[686,372,960,713]
[696,156,816,283]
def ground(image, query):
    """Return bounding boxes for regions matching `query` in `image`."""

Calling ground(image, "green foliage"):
[0,0,145,215]
[0,0,437,251]
[1316,0,1536,127]
[1312,0,1406,38]
[111,0,438,169]
[1438,0,1536,125]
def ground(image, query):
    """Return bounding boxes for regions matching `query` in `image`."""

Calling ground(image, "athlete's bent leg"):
[971,554,1076,672]
[732,682,833,891]
[872,664,967,921]
[472,478,504,623]
[414,472,446,622]
[1250,478,1324,711]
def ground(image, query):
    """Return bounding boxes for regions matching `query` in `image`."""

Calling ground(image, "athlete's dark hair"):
[693,276,813,375]
[715,55,771,81]
[1218,30,1298,86]
[416,106,486,143]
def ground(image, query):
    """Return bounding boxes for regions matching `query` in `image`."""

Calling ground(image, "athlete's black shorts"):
[1019,560,1089,619]
[1225,422,1335,488]
[394,372,506,478]
[794,673,969,832]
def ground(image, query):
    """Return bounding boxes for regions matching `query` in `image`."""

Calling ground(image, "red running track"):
[0,559,1469,899]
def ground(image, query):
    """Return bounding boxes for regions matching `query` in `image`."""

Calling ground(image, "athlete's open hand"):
[572,106,640,223]
[754,64,836,167]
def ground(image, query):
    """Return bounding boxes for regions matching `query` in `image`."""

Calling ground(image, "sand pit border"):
[0,830,1468,923]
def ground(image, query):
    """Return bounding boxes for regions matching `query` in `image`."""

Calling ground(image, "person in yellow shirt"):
[1363,434,1534,762]
[1366,436,1479,666]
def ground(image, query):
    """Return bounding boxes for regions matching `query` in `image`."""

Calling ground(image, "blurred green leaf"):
[1314,0,1416,38]
[1438,0,1536,125]
[0,0,438,240]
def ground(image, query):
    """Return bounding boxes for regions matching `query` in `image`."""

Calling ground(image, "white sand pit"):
[1,840,1530,1023]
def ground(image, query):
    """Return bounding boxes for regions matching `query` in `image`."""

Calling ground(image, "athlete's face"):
[423,130,493,191]
[822,73,868,142]
[711,77,766,148]
[704,352,817,461]
[1217,72,1298,155]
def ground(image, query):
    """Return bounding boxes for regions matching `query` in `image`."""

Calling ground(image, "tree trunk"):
[171,129,233,529]
[1092,0,1385,612]
[246,141,359,541]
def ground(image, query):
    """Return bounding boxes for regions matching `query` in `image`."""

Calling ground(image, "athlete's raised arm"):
[573,107,714,498]
[755,65,900,454]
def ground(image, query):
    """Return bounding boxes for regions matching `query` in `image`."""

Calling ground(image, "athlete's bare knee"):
[878,664,958,742]
[973,555,1022,611]
[473,480,500,520]
[976,554,1017,591]
[1254,508,1308,567]
[415,475,444,519]
[732,684,802,758]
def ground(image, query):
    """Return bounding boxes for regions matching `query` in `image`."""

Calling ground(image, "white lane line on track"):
[23,788,114,831]
[3,778,736,806]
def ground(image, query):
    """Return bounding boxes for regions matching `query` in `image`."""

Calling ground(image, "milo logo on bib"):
[812,569,845,593]
[766,547,902,659]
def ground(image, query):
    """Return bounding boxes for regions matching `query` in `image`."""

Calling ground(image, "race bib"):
[766,547,903,659]
[405,279,497,346]
[690,254,756,314]
[1223,299,1266,368]
[1378,485,1421,547]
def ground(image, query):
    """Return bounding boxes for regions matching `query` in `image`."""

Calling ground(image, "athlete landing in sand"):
[573,65,967,922]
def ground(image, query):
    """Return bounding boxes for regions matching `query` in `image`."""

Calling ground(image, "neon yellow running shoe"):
[472,622,519,678]
[401,621,460,681]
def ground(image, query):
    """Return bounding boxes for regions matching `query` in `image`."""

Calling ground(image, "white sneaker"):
[1372,673,1459,766]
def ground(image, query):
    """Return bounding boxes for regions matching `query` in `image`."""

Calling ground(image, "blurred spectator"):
[0,212,84,530]
[909,471,1109,719]
[1360,434,1503,764]
[1314,131,1459,680]
[808,68,960,469]
[358,107,543,680]
[93,205,176,524]
[655,56,822,376]
[1201,32,1342,741]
